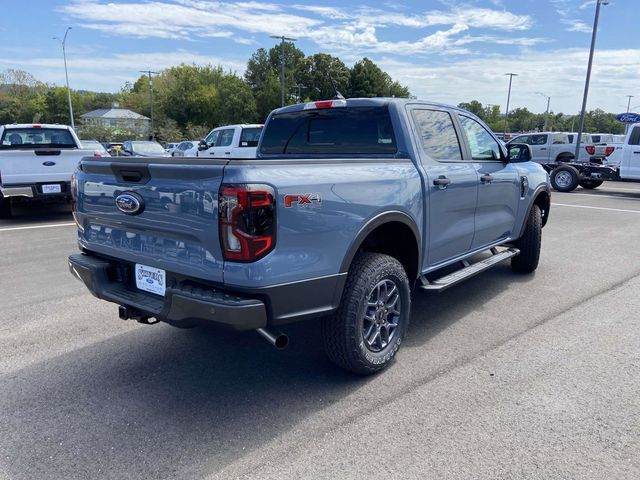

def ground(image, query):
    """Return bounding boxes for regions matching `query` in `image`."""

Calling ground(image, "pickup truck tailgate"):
[0,149,91,184]
[76,159,225,283]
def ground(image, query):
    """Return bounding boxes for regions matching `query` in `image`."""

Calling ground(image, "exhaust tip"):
[274,334,289,350]
[256,328,289,350]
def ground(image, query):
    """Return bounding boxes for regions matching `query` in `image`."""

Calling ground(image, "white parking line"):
[552,203,640,214]
[0,222,76,232]
[598,186,640,193]
[556,192,640,201]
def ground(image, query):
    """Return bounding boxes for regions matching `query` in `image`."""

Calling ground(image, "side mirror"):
[507,143,532,163]
[198,139,208,151]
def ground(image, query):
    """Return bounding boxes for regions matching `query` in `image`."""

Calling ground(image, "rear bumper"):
[68,252,346,330]
[0,181,71,199]
[68,253,267,330]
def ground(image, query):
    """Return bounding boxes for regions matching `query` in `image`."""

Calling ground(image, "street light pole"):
[270,35,297,107]
[140,70,159,138]
[54,27,74,129]
[625,95,634,134]
[574,0,608,161]
[504,73,518,135]
[536,92,551,132]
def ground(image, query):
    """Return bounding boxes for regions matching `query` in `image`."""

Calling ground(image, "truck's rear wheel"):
[550,165,580,192]
[579,179,603,189]
[322,252,410,375]
[511,204,542,273]
[0,196,12,219]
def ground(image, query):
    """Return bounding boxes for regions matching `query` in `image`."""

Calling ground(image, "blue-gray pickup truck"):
[68,98,550,374]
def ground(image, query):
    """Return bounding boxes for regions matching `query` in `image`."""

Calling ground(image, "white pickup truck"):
[506,132,589,163]
[0,124,92,218]
[196,124,263,158]
[545,123,640,191]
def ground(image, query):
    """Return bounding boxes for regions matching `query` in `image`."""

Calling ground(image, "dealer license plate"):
[135,263,166,296]
[42,184,62,194]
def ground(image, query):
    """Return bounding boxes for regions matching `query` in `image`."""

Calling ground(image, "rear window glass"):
[260,107,397,155]
[0,128,76,149]
[239,127,262,147]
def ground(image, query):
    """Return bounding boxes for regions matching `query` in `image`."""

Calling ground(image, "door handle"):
[225,152,231,155]
[633,151,640,154]
[209,152,215,155]
[433,176,451,187]
[480,174,493,184]
[540,148,547,151]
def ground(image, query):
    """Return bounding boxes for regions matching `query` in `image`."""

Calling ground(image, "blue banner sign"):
[615,112,640,124]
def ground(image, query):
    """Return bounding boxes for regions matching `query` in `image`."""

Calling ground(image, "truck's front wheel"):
[322,252,410,375]
[511,204,542,273]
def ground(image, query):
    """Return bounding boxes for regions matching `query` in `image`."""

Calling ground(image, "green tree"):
[155,118,183,142]
[0,69,47,123]
[296,53,350,100]
[349,58,410,98]
[213,73,257,125]
[43,86,81,125]
[457,100,485,119]
[184,123,210,140]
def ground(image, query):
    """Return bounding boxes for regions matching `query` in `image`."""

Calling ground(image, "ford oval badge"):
[115,192,144,215]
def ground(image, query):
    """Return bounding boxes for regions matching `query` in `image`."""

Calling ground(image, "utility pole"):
[625,95,634,134]
[536,92,551,132]
[140,70,159,138]
[53,27,74,129]
[574,0,609,161]
[503,73,518,136]
[270,35,297,107]
[292,84,305,103]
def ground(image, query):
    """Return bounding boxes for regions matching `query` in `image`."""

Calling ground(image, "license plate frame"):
[135,263,166,297]
[42,184,62,194]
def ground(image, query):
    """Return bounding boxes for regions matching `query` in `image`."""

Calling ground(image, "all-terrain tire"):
[511,204,542,273]
[322,252,411,375]
[550,165,580,192]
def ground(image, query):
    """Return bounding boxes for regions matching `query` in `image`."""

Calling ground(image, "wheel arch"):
[339,211,422,283]
[555,152,574,162]
[517,186,550,238]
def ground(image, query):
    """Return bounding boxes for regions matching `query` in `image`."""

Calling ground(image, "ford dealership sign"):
[615,112,640,124]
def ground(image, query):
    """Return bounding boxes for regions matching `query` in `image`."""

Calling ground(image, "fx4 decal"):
[284,193,322,208]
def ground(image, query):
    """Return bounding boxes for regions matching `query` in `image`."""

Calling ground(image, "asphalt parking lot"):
[1,184,639,480]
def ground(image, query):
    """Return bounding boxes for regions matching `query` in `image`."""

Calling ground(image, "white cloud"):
[566,20,592,33]
[0,50,246,91]
[376,48,640,114]
[61,1,539,56]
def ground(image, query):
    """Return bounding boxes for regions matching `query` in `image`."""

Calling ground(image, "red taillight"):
[70,174,78,222]
[304,99,347,110]
[604,146,615,156]
[219,184,276,262]
[585,145,595,155]
[314,100,334,109]
[32,124,42,129]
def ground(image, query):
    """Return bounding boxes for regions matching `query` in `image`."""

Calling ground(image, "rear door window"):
[260,107,397,155]
[410,109,462,161]
[239,127,262,147]
[0,128,76,149]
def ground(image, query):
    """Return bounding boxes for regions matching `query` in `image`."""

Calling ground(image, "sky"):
[0,0,638,115]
